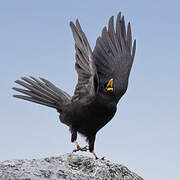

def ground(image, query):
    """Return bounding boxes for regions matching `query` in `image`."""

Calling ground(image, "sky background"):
[0,1,180,179]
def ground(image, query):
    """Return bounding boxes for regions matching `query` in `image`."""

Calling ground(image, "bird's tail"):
[13,76,71,111]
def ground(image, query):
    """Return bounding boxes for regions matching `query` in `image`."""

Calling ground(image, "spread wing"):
[70,20,98,102]
[93,12,136,101]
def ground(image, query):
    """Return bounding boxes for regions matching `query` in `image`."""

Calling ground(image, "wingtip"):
[121,15,125,23]
[29,75,35,80]
[101,26,108,37]
[76,19,80,25]
[116,12,122,32]
[39,77,45,81]
[117,12,121,18]
[13,94,19,98]
[21,77,26,80]
[128,22,131,28]
[69,21,74,27]
[108,16,114,29]
[69,19,80,27]
[127,22,132,37]
[117,12,121,21]
[109,16,114,22]
[117,12,121,20]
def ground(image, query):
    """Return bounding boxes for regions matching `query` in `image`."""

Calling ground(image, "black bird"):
[13,12,136,159]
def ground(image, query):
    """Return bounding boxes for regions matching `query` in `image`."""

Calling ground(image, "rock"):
[0,153,144,180]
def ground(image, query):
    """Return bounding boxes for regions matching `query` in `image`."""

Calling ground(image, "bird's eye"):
[104,82,108,88]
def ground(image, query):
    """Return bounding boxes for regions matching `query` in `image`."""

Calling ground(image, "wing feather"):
[70,20,98,102]
[93,12,136,101]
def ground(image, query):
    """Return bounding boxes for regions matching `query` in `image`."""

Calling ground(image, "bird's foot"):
[72,145,88,153]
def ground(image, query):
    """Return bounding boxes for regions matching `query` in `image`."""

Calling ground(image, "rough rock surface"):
[0,153,143,180]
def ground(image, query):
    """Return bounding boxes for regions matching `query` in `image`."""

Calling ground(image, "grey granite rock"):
[0,153,144,180]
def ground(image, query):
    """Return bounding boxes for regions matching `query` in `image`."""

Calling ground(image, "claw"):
[81,145,88,151]
[101,157,105,160]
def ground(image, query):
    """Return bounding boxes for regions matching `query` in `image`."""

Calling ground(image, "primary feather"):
[70,20,98,102]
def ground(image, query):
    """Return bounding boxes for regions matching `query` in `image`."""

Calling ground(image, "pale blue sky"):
[0,1,180,180]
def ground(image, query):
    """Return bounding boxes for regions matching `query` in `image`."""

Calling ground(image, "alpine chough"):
[13,12,136,159]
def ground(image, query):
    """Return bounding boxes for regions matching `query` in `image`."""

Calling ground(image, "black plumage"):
[13,12,136,159]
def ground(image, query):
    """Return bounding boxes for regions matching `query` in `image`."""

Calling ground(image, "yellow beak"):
[106,78,113,91]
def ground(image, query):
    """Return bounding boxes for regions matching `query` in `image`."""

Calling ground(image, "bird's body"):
[59,93,117,152]
[13,12,136,159]
[61,94,117,134]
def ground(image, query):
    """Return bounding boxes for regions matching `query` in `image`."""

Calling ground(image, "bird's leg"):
[71,130,88,152]
[88,135,99,159]
[92,151,98,160]
[72,140,88,152]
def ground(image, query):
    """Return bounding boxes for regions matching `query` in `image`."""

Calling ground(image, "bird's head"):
[103,77,128,102]
[105,78,114,92]
[102,78,115,98]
